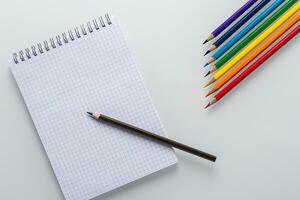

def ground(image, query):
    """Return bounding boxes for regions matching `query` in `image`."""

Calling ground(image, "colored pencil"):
[204,0,284,66]
[87,112,217,162]
[203,0,258,44]
[205,0,270,55]
[205,0,297,72]
[206,13,300,97]
[204,2,300,84]
[205,24,300,109]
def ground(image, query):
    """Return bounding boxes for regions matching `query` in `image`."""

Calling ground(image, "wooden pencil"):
[87,112,217,162]
[206,12,300,97]
[203,0,258,44]
[205,24,300,109]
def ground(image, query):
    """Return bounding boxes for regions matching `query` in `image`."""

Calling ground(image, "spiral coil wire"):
[13,14,112,64]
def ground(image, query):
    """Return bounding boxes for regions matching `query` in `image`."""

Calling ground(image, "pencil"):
[205,2,300,84]
[205,0,270,55]
[206,12,300,97]
[205,0,297,71]
[87,112,217,162]
[203,0,258,44]
[205,24,300,109]
[204,0,284,66]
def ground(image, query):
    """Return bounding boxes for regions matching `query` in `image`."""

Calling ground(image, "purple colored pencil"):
[203,0,258,44]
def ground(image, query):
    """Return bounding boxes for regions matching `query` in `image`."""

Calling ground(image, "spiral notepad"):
[10,14,177,200]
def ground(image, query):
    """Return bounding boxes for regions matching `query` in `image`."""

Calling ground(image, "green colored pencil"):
[208,0,297,74]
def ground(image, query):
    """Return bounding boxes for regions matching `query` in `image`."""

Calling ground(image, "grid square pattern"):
[10,16,177,200]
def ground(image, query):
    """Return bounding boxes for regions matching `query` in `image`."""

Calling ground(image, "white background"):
[1,0,300,199]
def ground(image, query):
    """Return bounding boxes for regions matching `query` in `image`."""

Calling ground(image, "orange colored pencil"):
[206,11,300,97]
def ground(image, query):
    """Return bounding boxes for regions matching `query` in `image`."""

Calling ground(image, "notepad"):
[10,15,177,200]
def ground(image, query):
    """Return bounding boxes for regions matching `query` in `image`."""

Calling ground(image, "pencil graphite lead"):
[87,112,93,115]
[203,63,209,67]
[204,50,210,56]
[203,40,208,44]
[204,71,211,77]
[205,98,218,109]
[205,66,217,77]
[204,103,211,109]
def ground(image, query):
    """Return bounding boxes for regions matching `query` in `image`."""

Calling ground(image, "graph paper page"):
[10,16,177,200]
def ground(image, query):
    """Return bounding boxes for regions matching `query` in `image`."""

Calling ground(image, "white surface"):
[10,16,177,200]
[0,0,300,200]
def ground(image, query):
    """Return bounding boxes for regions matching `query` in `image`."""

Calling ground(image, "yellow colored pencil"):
[212,2,300,81]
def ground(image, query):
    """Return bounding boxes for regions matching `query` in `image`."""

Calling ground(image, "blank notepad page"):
[10,16,177,200]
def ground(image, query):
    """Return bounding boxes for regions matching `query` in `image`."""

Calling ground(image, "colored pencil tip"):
[203,63,209,67]
[210,67,217,74]
[203,40,208,45]
[207,57,216,65]
[205,98,217,108]
[204,71,211,77]
[204,103,211,109]
[205,88,217,97]
[87,112,93,115]
[204,50,210,56]
[204,78,216,88]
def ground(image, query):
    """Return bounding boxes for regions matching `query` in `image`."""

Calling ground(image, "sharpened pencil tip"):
[87,112,93,115]
[204,50,210,56]
[203,63,209,67]
[204,78,216,88]
[204,103,210,109]
[203,40,208,44]
[204,71,211,77]
[207,57,216,65]
[206,88,217,97]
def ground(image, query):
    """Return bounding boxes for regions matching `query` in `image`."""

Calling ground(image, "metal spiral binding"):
[13,14,112,64]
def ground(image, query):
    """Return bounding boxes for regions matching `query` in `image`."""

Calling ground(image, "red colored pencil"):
[205,24,300,109]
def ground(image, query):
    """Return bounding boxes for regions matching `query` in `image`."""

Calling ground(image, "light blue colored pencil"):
[205,0,285,66]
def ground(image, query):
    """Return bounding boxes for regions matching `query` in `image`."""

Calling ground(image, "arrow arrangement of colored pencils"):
[203,0,300,109]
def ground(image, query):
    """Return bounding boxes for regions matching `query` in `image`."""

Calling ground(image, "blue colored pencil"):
[204,0,271,56]
[205,0,284,66]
